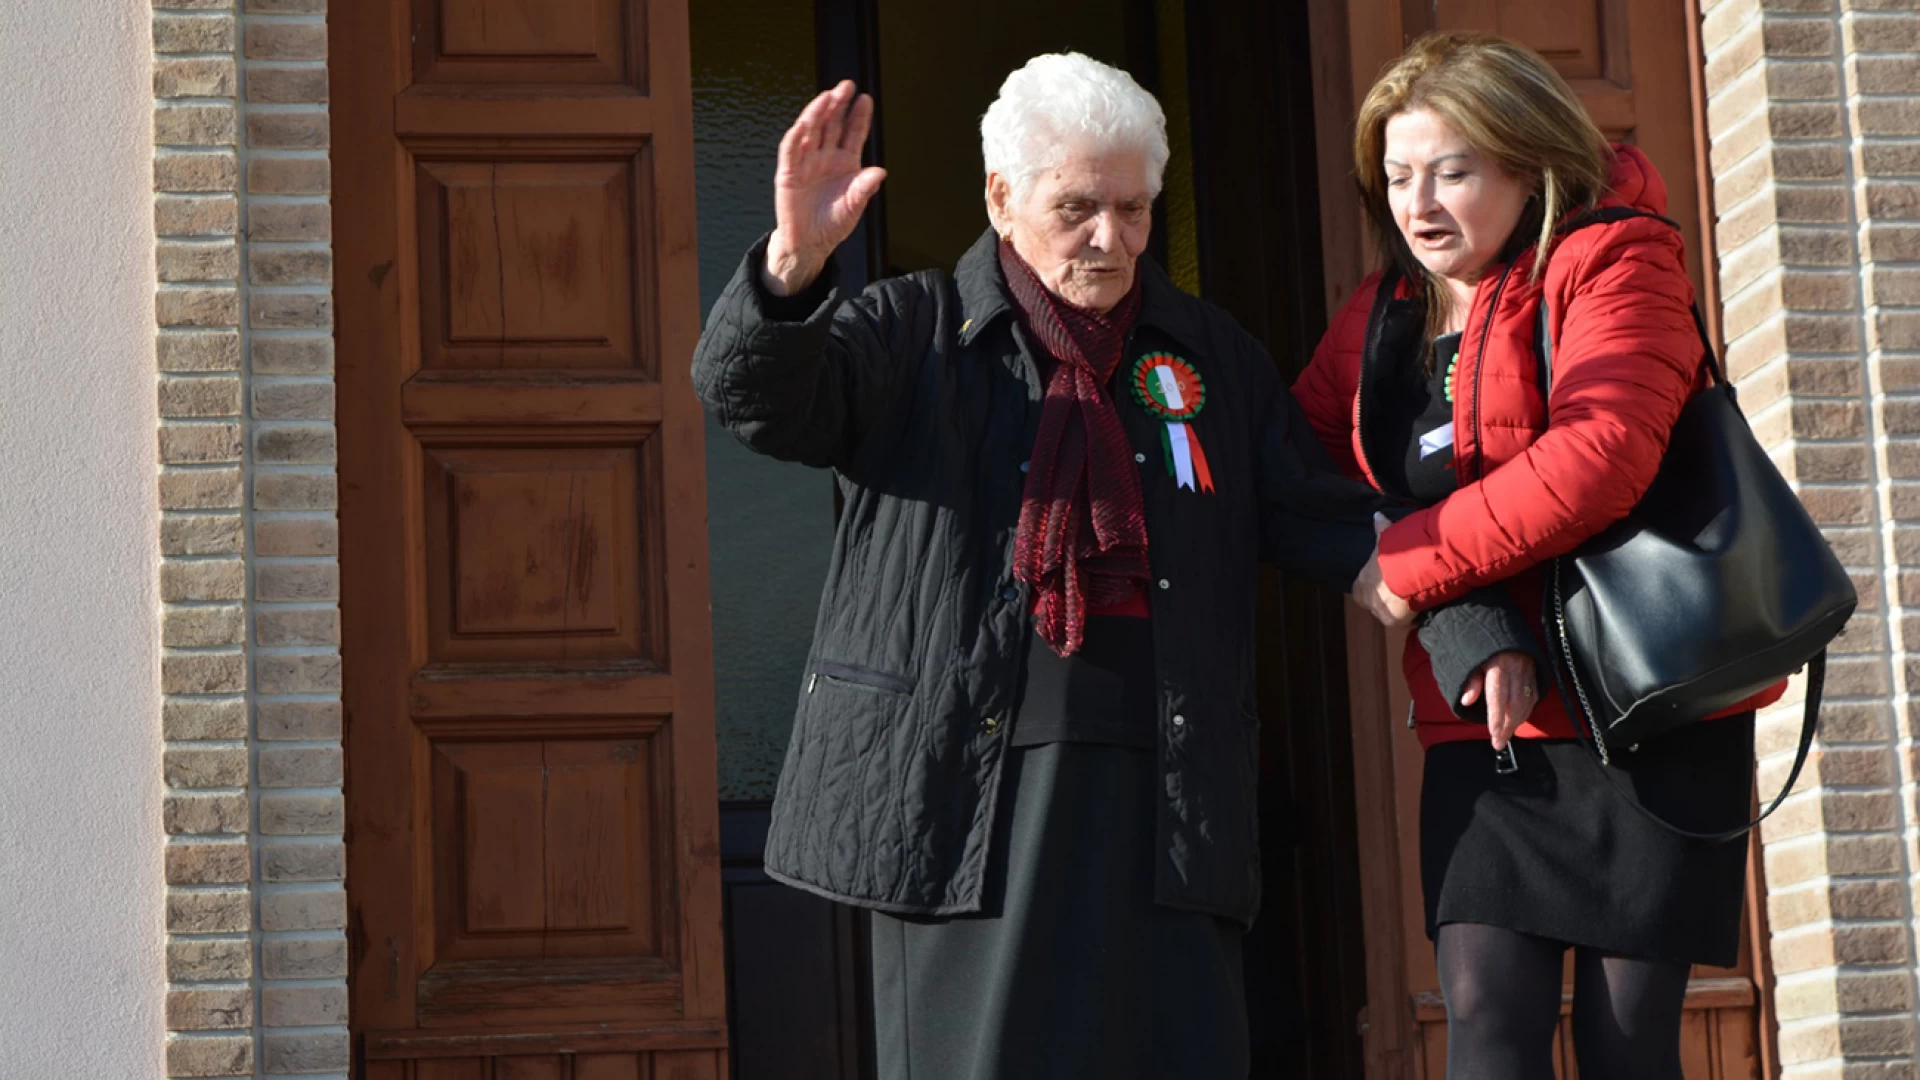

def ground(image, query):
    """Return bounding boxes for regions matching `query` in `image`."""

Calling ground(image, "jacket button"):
[1001,586,1019,602]
[1172,714,1186,728]
[1019,460,1030,473]
[1134,452,1146,464]
[981,716,1001,735]
[1158,579,1170,590]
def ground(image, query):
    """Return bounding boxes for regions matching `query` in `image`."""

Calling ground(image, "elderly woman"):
[1295,34,1785,1079]
[693,54,1400,1078]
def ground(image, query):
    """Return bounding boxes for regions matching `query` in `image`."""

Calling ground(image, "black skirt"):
[868,742,1249,1080]
[1420,715,1755,968]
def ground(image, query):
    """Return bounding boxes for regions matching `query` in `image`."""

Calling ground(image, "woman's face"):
[1383,108,1534,289]
[988,144,1153,313]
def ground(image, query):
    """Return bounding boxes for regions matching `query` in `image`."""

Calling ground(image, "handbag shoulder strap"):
[1533,206,1722,396]
[1537,207,1818,844]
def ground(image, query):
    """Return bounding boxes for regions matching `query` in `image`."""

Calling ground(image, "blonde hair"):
[1354,33,1612,343]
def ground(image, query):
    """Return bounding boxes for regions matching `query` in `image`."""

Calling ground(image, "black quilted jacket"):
[693,229,1397,925]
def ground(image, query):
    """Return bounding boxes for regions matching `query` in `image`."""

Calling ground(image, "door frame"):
[1300,8,1420,1071]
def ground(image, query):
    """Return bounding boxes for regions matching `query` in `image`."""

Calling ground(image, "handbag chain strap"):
[1549,557,1612,763]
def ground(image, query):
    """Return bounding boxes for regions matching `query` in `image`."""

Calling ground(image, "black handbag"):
[1535,208,1858,842]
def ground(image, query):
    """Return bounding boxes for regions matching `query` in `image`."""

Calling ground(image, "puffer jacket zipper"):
[1467,262,1520,480]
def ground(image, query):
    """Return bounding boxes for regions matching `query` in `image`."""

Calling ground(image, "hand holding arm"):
[1353,514,1414,627]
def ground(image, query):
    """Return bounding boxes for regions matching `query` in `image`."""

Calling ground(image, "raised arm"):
[690,81,922,470]
[759,81,888,297]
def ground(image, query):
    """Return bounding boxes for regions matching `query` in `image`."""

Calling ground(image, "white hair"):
[980,53,1169,205]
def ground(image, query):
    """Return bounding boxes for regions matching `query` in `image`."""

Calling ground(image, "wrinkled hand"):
[762,80,887,296]
[1353,514,1414,627]
[1462,650,1538,751]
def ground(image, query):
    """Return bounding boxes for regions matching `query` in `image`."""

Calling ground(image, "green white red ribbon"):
[1130,353,1214,493]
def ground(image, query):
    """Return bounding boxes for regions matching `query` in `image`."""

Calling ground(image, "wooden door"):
[333,0,726,1076]
[1305,0,1773,1076]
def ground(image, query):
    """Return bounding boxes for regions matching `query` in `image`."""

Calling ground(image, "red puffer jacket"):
[1294,145,1786,748]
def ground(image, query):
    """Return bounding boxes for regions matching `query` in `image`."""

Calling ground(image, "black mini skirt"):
[1420,715,1756,967]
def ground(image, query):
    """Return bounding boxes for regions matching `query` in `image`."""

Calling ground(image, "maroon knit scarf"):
[999,240,1151,656]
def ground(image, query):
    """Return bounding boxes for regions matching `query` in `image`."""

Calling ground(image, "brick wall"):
[140,0,1920,1073]
[155,0,345,1075]
[1701,0,1920,1073]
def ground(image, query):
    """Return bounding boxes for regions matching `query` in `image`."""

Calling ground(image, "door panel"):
[1310,1,1767,1076]
[414,0,639,85]
[336,0,724,1072]
[1438,0,1608,80]
[416,155,652,372]
[420,439,666,665]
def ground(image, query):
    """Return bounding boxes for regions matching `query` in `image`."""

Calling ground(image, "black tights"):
[1436,922,1691,1080]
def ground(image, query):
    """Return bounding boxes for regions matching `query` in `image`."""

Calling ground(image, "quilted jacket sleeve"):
[1251,334,1391,590]
[1377,217,1702,611]
[1289,276,1378,481]
[691,234,931,471]
[1419,587,1544,717]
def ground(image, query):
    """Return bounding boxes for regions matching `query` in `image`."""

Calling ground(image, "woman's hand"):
[1461,650,1538,750]
[1354,514,1414,626]
[763,80,888,297]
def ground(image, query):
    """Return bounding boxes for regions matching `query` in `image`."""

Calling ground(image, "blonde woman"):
[1297,34,1785,1078]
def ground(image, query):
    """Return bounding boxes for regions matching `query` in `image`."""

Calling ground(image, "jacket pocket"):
[787,666,918,896]
[810,660,913,696]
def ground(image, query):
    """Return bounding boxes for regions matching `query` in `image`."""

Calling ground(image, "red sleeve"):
[1378,220,1701,610]
[1291,278,1376,482]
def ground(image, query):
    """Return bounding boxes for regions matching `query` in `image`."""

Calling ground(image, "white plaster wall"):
[0,2,163,1077]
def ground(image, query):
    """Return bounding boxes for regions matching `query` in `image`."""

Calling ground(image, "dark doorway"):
[1184,2,1371,1077]
[699,2,1366,1076]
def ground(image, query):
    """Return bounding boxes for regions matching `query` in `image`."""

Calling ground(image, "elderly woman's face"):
[1383,108,1533,288]
[990,146,1153,313]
